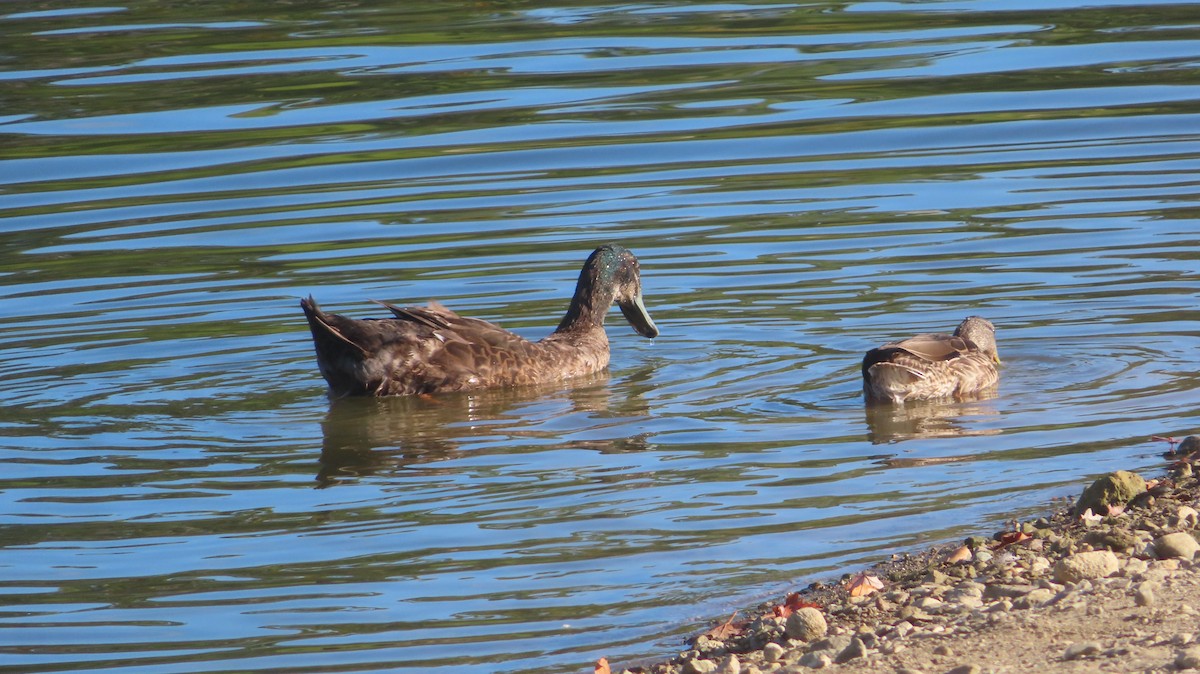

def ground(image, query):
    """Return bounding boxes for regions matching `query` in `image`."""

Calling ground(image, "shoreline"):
[609,437,1200,674]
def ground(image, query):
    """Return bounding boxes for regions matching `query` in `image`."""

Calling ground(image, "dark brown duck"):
[301,244,659,397]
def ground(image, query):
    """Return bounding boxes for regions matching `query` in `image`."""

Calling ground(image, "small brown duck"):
[300,244,659,397]
[862,316,1000,404]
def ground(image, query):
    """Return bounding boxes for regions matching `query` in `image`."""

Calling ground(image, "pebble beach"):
[612,437,1200,674]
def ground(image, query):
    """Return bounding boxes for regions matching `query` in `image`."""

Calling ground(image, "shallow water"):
[2,1,1199,672]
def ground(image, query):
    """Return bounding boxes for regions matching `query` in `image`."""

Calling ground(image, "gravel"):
[609,437,1200,674]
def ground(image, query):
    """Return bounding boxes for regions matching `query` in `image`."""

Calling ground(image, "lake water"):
[2,1,1199,672]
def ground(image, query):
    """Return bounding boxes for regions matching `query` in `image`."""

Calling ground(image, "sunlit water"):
[2,1,1199,672]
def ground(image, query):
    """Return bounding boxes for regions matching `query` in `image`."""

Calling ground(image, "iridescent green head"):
[576,244,658,338]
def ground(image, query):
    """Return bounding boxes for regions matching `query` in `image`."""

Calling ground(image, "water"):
[2,1,1199,672]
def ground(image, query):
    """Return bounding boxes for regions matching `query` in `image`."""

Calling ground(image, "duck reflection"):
[863,390,1002,446]
[317,368,653,486]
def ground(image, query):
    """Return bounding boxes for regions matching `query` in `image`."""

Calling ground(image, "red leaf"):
[994,531,1031,548]
[772,591,821,618]
[595,657,611,674]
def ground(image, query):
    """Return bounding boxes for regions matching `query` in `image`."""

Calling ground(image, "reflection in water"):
[863,392,1002,445]
[4,1,1200,672]
[317,370,652,486]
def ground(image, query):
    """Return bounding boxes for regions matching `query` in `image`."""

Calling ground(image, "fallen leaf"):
[946,544,972,564]
[1079,508,1102,524]
[847,572,885,597]
[994,531,1031,548]
[772,592,821,618]
[1105,503,1126,517]
[703,611,746,640]
[595,657,611,674]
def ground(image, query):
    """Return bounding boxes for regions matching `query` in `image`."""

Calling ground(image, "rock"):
[716,654,740,674]
[809,635,851,654]
[1085,527,1139,552]
[834,637,868,664]
[797,650,832,668]
[983,583,1037,600]
[933,644,953,656]
[1013,588,1055,609]
[1154,532,1200,560]
[693,635,724,653]
[1174,633,1196,647]
[914,596,944,611]
[1178,506,1200,528]
[762,643,785,663]
[784,607,827,642]
[1121,557,1149,577]
[1073,471,1146,517]
[1053,550,1119,583]
[1135,581,1156,606]
[944,666,981,674]
[1180,436,1200,455]
[1064,641,1101,660]
[926,569,951,585]
[1176,646,1200,670]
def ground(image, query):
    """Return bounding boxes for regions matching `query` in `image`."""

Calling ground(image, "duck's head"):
[584,244,659,339]
[955,316,999,363]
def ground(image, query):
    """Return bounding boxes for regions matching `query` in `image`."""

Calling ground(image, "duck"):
[862,316,1000,404]
[300,244,659,398]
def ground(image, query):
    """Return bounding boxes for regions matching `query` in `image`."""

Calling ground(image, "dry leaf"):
[703,611,746,640]
[1079,508,1102,524]
[847,572,885,597]
[772,591,821,618]
[595,657,611,674]
[995,531,1031,548]
[1105,503,1126,517]
[946,544,972,564]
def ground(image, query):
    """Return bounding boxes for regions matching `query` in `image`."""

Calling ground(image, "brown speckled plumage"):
[300,244,658,397]
[862,316,1000,404]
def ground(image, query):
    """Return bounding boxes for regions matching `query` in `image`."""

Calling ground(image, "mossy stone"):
[1073,470,1147,517]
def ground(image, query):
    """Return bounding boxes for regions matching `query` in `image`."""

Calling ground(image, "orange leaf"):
[1105,503,1126,517]
[847,572,885,597]
[595,657,611,674]
[994,531,1031,548]
[772,591,820,618]
[946,545,972,564]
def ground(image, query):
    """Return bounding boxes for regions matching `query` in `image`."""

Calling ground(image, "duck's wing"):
[888,332,974,362]
[862,332,958,375]
[369,299,546,391]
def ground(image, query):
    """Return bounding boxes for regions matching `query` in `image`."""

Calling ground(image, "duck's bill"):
[619,294,659,339]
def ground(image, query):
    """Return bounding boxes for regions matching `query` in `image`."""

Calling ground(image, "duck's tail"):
[863,362,924,405]
[301,296,383,397]
[301,296,369,357]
